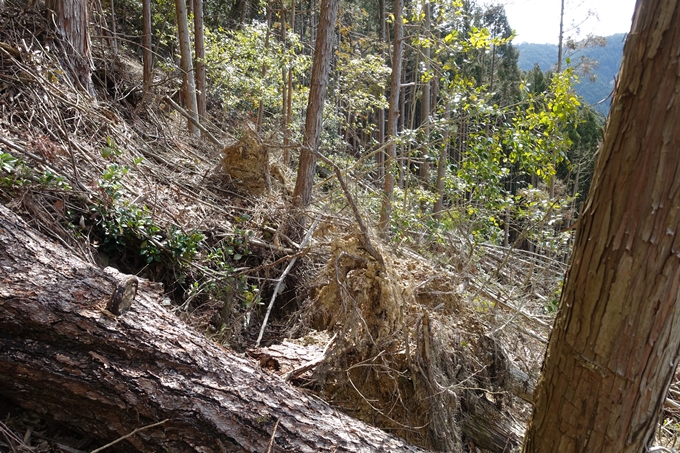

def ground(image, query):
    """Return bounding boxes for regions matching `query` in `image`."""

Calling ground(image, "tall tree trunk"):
[418,0,431,180]
[432,103,451,220]
[46,0,95,96]
[175,0,199,137]
[281,2,290,163]
[0,204,428,453]
[397,59,407,188]
[376,0,386,181]
[556,0,565,74]
[291,0,339,211]
[239,0,248,28]
[285,0,295,165]
[110,0,118,55]
[550,0,566,200]
[489,44,496,92]
[142,0,153,91]
[256,6,273,132]
[379,0,404,230]
[310,0,317,51]
[194,0,206,121]
[523,1,680,451]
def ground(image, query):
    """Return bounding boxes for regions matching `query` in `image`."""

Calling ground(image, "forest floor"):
[1,6,680,453]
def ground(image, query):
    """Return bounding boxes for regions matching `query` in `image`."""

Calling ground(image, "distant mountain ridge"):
[516,33,627,116]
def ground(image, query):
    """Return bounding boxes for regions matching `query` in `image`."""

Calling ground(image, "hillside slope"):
[0,5,551,452]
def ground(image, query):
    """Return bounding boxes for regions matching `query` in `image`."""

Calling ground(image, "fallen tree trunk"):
[0,204,427,453]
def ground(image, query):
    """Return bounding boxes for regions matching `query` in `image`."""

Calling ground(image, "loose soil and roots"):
[2,5,680,453]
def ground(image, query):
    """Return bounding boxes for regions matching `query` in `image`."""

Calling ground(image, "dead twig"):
[89,419,168,453]
[263,417,281,453]
[309,149,384,268]
[162,96,223,148]
[255,216,320,347]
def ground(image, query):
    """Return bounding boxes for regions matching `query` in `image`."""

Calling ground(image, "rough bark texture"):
[45,0,94,96]
[175,0,199,137]
[284,0,295,165]
[418,1,431,180]
[433,103,450,220]
[378,0,404,230]
[523,1,680,451]
[193,0,206,120]
[292,0,339,209]
[0,204,428,453]
[142,0,152,89]
[256,6,272,132]
[375,0,386,181]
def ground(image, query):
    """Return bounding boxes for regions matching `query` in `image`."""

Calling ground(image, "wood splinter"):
[106,275,138,315]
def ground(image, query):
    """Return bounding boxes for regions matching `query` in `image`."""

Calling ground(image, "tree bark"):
[292,0,339,210]
[432,103,450,220]
[46,0,95,96]
[284,0,295,165]
[193,0,206,121]
[523,1,680,451]
[256,6,273,132]
[556,0,565,74]
[418,0,431,180]
[281,3,290,163]
[375,0,386,181]
[175,0,199,137]
[549,0,566,200]
[142,0,153,91]
[239,0,248,28]
[0,204,428,453]
[378,0,404,230]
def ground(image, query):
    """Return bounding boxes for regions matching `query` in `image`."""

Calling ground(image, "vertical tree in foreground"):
[292,0,339,210]
[418,0,431,180]
[375,0,386,181]
[46,0,94,96]
[523,0,680,451]
[175,0,199,137]
[142,0,153,91]
[193,0,206,121]
[378,0,404,230]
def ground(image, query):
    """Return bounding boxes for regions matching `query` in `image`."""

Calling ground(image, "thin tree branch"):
[255,216,320,347]
[263,417,281,453]
[162,96,223,147]
[310,149,385,267]
[89,419,168,453]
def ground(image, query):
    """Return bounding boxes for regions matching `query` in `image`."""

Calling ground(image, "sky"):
[490,0,638,44]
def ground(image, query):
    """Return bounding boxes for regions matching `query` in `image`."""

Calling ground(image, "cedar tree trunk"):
[418,1,431,180]
[522,1,680,451]
[193,0,206,120]
[292,0,339,209]
[142,0,153,90]
[175,0,199,137]
[375,0,386,181]
[46,0,95,96]
[432,103,450,220]
[378,0,404,230]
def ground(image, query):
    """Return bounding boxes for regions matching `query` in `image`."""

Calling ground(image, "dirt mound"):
[221,127,271,195]
[301,232,526,451]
